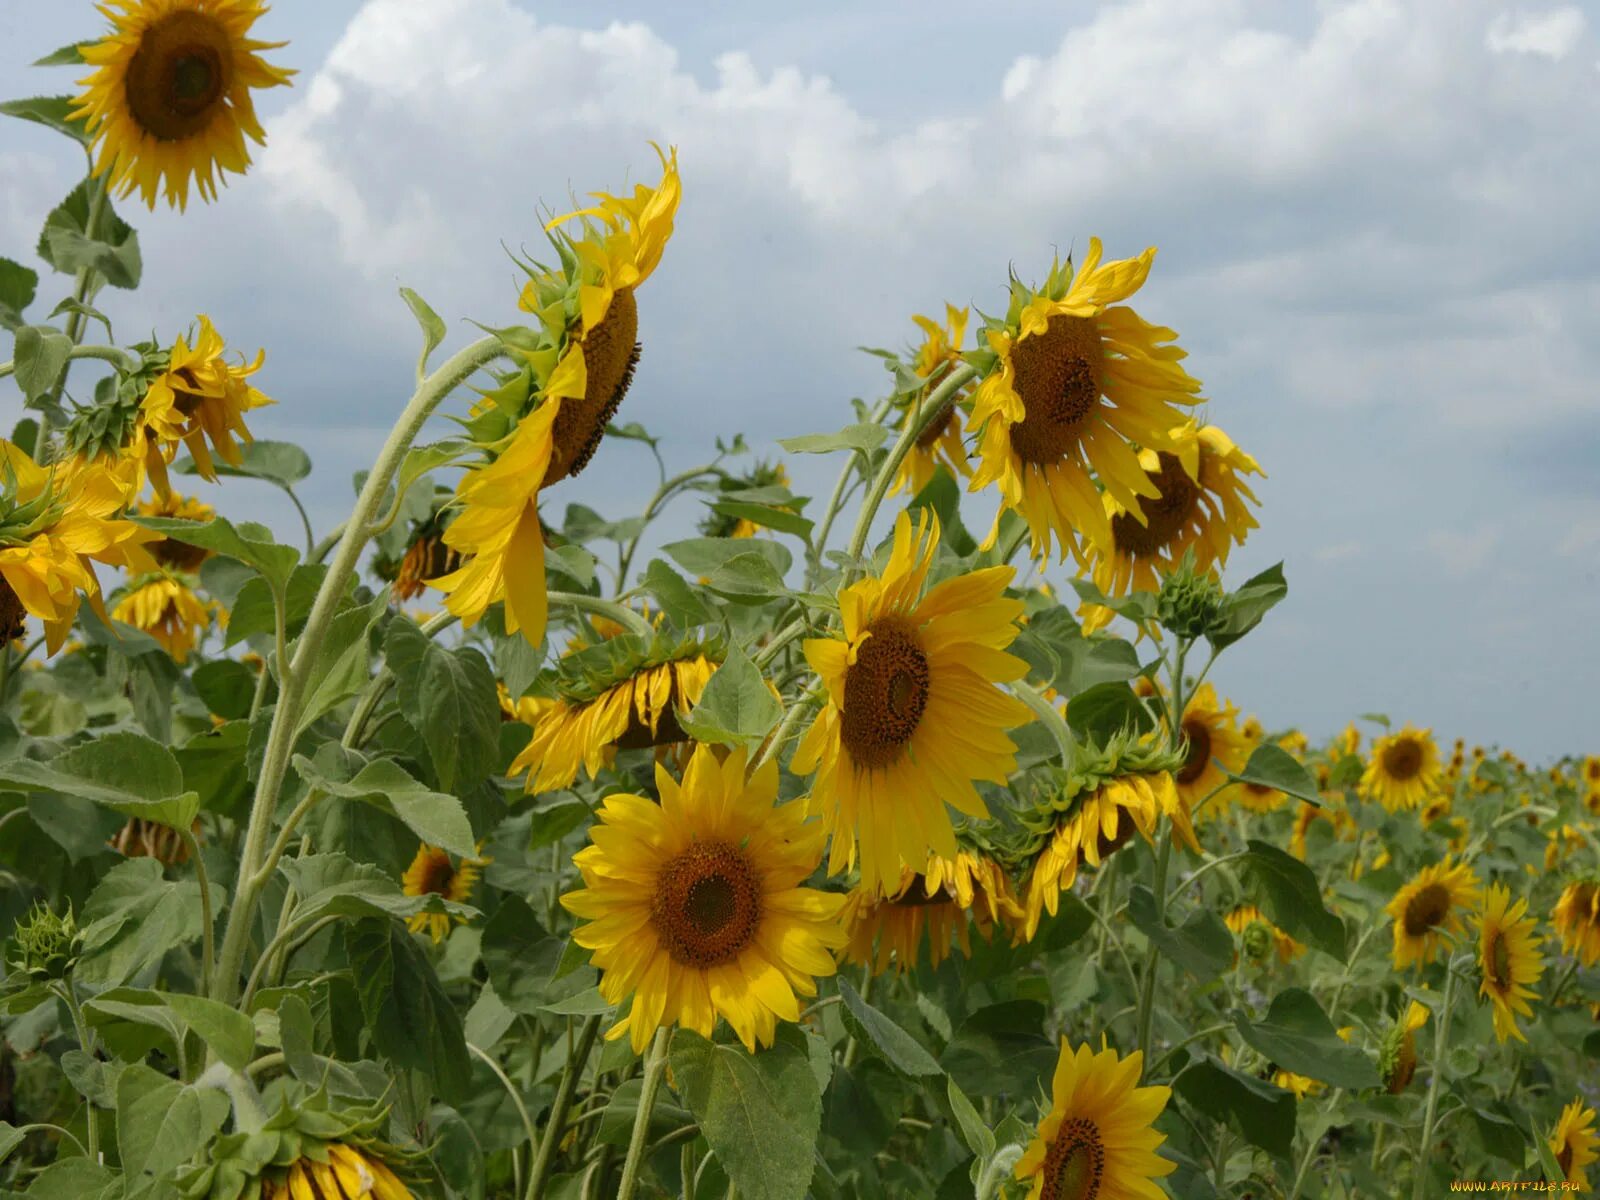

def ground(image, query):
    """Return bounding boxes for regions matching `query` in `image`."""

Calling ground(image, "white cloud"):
[1427,525,1501,576]
[1486,7,1587,59]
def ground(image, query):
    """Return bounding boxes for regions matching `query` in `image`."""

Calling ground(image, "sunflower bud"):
[1240,921,1273,963]
[8,902,83,981]
[1155,552,1223,640]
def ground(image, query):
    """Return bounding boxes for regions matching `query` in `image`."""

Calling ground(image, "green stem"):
[280,484,315,560]
[208,335,503,1009]
[1146,1021,1234,1079]
[528,1015,603,1200]
[617,1027,672,1200]
[751,687,821,773]
[32,175,107,460]
[180,829,214,997]
[7,1122,88,1160]
[809,396,894,585]
[52,982,98,1159]
[1412,963,1457,1200]
[1287,1089,1341,1200]
[1010,679,1075,763]
[616,464,722,592]
[1134,830,1175,1065]
[470,1042,536,1200]
[751,615,809,671]
[548,592,653,639]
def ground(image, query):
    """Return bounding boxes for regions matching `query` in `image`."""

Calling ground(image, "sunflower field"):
[2,6,1598,1200]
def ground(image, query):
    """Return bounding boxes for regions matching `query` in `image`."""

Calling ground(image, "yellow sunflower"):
[1475,882,1543,1044]
[1272,1069,1321,1099]
[792,510,1031,894]
[1014,1040,1174,1200]
[400,843,487,945]
[1359,724,1442,812]
[839,845,1021,975]
[1233,732,1298,817]
[1225,904,1303,964]
[1385,857,1482,971]
[561,745,847,1053]
[111,572,212,661]
[70,0,294,210]
[498,681,555,727]
[1079,422,1262,633]
[890,305,974,498]
[1290,797,1353,860]
[1335,724,1361,758]
[1378,1000,1430,1094]
[966,238,1203,564]
[1551,1098,1599,1190]
[1553,878,1600,966]
[260,1144,413,1200]
[391,524,459,604]
[1173,682,1249,816]
[136,490,214,570]
[138,315,274,496]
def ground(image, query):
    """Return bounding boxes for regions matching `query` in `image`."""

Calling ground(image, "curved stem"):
[549,591,653,640]
[615,464,722,592]
[1287,1088,1341,1200]
[1175,850,1249,900]
[617,1027,671,1200]
[751,615,809,671]
[809,396,894,584]
[751,686,821,773]
[1010,679,1075,763]
[1147,1021,1234,1079]
[528,1015,603,1200]
[470,1042,536,1200]
[279,484,315,560]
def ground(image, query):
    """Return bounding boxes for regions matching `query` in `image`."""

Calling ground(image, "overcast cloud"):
[3,0,1597,758]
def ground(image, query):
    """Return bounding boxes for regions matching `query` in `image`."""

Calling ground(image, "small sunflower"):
[792,510,1031,894]
[1378,1000,1430,1094]
[1173,682,1249,816]
[890,305,974,498]
[561,744,847,1053]
[1271,1069,1321,1099]
[1225,904,1303,964]
[839,843,1022,975]
[1335,724,1362,758]
[1359,724,1442,812]
[1014,1040,1175,1200]
[111,572,213,661]
[966,238,1202,564]
[697,461,796,540]
[508,633,719,794]
[1079,422,1262,633]
[1475,882,1543,1044]
[136,490,214,570]
[70,0,294,210]
[1551,1098,1599,1190]
[1553,878,1600,966]
[1385,857,1482,971]
[400,843,487,944]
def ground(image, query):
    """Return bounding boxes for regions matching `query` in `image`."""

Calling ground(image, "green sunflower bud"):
[1240,921,1273,963]
[8,902,83,981]
[1156,552,1224,640]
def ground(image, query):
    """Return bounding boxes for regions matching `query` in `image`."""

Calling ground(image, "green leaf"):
[945,1077,995,1159]
[1172,1053,1296,1159]
[293,745,477,859]
[1064,680,1154,742]
[1241,840,1347,961]
[778,422,887,456]
[345,918,471,1102]
[32,42,91,66]
[678,642,783,747]
[293,590,386,735]
[702,551,791,602]
[400,286,447,378]
[175,439,311,485]
[77,859,213,985]
[279,851,472,927]
[1056,634,1142,696]
[0,731,198,829]
[479,895,598,1014]
[384,619,500,792]
[1068,577,1157,625]
[47,296,112,340]
[0,96,89,145]
[191,659,258,720]
[837,977,941,1077]
[708,498,814,539]
[176,721,252,817]
[463,985,517,1049]
[116,1063,230,1181]
[1208,563,1287,652]
[670,1029,823,1200]
[1231,988,1378,1090]
[133,514,299,591]
[225,563,332,646]
[3,1158,118,1200]
[1228,743,1322,807]
[0,257,38,329]
[940,1000,1055,1100]
[0,1123,27,1166]
[9,324,73,403]
[663,536,792,581]
[159,993,255,1072]
[1127,885,1233,981]
[37,180,141,287]
[641,558,714,625]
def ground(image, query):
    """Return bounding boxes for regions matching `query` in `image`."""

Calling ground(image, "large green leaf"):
[1173,1053,1296,1159]
[1228,743,1322,807]
[1127,885,1233,981]
[1064,680,1154,741]
[1231,988,1378,1090]
[293,744,476,859]
[1241,840,1347,961]
[1207,562,1287,652]
[939,1000,1055,1100]
[670,1028,822,1200]
[0,731,198,829]
[133,514,299,591]
[278,851,472,927]
[9,324,73,404]
[36,179,141,286]
[116,1063,230,1182]
[778,423,887,456]
[294,591,386,735]
[76,859,214,985]
[160,993,256,1072]
[0,257,37,329]
[641,558,713,626]
[678,641,784,747]
[662,536,792,581]
[175,439,310,485]
[384,619,500,792]
[479,894,598,1014]
[837,978,941,1077]
[345,918,471,1102]
[1,96,90,146]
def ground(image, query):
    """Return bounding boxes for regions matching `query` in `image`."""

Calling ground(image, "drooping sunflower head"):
[1173,681,1249,812]
[515,145,681,485]
[1378,999,1430,1094]
[1360,724,1441,812]
[370,489,459,602]
[889,304,975,499]
[134,490,215,570]
[1553,877,1600,967]
[400,843,488,945]
[561,744,848,1053]
[792,510,1031,894]
[109,815,197,865]
[1551,1097,1600,1190]
[1475,882,1544,1044]
[111,572,213,662]
[1014,1039,1175,1200]
[1225,904,1303,964]
[965,238,1203,565]
[1384,857,1482,971]
[70,0,294,210]
[508,630,722,795]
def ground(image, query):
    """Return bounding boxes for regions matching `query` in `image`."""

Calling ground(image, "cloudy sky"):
[3,0,1597,759]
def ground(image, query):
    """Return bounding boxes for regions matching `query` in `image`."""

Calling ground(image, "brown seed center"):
[1110,453,1200,558]
[125,11,232,142]
[418,855,456,897]
[1176,717,1213,785]
[1007,314,1104,467]
[1039,1117,1105,1200]
[0,575,27,644]
[651,840,762,968]
[839,620,930,769]
[1485,930,1512,989]
[1403,882,1451,937]
[1382,737,1424,782]
[915,399,957,450]
[547,287,641,485]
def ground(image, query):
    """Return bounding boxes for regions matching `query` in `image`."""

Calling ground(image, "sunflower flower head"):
[889,304,975,498]
[1551,1097,1599,1190]
[1377,999,1430,1094]
[111,571,214,662]
[135,490,215,569]
[1553,877,1600,966]
[561,744,847,1053]
[400,843,488,944]
[7,902,84,982]
[1384,857,1482,971]
[110,815,198,865]
[1173,681,1249,817]
[1360,724,1441,812]
[1475,882,1544,1044]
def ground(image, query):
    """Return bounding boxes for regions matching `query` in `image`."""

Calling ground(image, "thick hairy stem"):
[616,1027,671,1200]
[548,592,654,640]
[208,336,503,1008]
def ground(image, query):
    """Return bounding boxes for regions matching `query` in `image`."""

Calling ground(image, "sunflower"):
[966,238,1203,565]
[70,0,294,210]
[135,490,214,570]
[1233,733,1297,816]
[1271,1069,1321,1099]
[1,442,160,653]
[695,461,797,540]
[1551,1098,1599,1190]
[109,815,197,865]
[1225,904,1303,964]
[561,744,847,1053]
[792,511,1031,894]
[400,843,487,944]
[1475,882,1543,1044]
[508,634,719,794]
[1543,824,1584,872]
[839,844,1022,975]
[1290,797,1353,860]
[1079,422,1262,633]
[259,1144,413,1200]
[111,572,212,661]
[1014,1040,1174,1200]
[1378,1000,1430,1094]
[1335,724,1361,758]
[1385,857,1482,971]
[1553,878,1600,966]
[1359,724,1442,812]
[137,315,275,496]
[890,305,974,498]
[1173,682,1249,816]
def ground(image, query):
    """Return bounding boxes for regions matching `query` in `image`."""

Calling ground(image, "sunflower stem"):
[1009,679,1075,764]
[1286,1088,1341,1200]
[179,829,214,999]
[470,1042,536,1199]
[615,462,723,592]
[1412,962,1457,1200]
[809,396,894,586]
[528,1014,604,1200]
[616,1026,671,1200]
[31,173,108,461]
[1134,830,1175,1066]
[548,591,654,640]
[208,335,504,1013]
[51,981,98,1159]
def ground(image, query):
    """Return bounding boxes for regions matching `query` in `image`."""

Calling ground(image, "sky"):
[2,0,1598,759]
